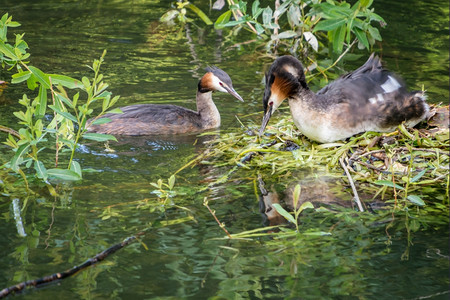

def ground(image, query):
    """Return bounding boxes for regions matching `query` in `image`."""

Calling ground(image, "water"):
[0,0,449,299]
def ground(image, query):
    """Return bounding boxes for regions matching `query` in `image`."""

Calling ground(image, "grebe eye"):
[269,101,273,106]
[219,82,224,86]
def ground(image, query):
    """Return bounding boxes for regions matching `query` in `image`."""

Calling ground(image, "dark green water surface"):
[0,0,449,299]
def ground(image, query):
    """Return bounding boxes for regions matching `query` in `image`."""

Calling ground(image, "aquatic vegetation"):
[187,110,449,240]
[0,14,121,184]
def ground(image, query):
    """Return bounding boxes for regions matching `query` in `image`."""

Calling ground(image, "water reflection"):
[258,174,390,227]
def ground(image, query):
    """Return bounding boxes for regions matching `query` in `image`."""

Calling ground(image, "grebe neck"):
[196,90,220,129]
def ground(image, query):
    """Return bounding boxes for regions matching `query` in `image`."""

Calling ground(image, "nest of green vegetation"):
[193,106,449,214]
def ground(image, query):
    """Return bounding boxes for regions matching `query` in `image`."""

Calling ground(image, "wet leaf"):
[82,132,117,142]
[35,85,47,118]
[168,175,176,190]
[49,74,84,89]
[214,10,232,29]
[11,71,31,84]
[374,180,404,190]
[303,32,318,51]
[354,27,369,49]
[410,169,427,183]
[186,3,213,25]
[70,161,82,178]
[272,203,295,224]
[28,66,50,89]
[313,18,346,32]
[10,143,29,171]
[293,184,301,208]
[262,6,273,26]
[407,195,425,206]
[91,117,111,125]
[298,201,314,214]
[34,160,47,180]
[275,30,297,39]
[47,168,81,181]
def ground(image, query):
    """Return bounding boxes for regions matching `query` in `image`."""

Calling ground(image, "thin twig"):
[227,0,258,34]
[203,198,232,238]
[339,156,364,212]
[0,125,20,138]
[0,232,146,298]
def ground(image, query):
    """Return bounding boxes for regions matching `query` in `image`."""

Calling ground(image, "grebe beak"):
[224,86,244,102]
[259,105,273,136]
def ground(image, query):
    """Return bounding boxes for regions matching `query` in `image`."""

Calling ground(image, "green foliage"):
[0,14,121,184]
[160,1,213,26]
[161,1,385,56]
[272,184,314,232]
[150,175,178,207]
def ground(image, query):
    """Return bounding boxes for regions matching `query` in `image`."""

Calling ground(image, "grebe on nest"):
[259,54,430,143]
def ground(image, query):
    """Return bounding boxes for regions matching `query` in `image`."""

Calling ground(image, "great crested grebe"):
[88,67,243,135]
[259,54,430,143]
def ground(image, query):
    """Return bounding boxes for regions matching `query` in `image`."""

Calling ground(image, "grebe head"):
[259,55,307,136]
[199,66,244,102]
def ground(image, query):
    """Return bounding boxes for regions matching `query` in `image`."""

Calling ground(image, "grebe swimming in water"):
[88,67,243,135]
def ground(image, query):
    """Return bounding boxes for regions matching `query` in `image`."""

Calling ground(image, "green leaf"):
[293,184,301,208]
[275,30,298,39]
[287,5,301,27]
[368,25,382,41]
[34,160,48,180]
[7,21,21,27]
[91,117,112,125]
[0,42,18,60]
[105,107,123,114]
[354,27,369,49]
[28,66,50,89]
[222,19,247,27]
[360,0,373,8]
[26,74,39,90]
[11,71,31,84]
[272,203,295,224]
[254,23,264,35]
[297,201,314,214]
[407,195,425,206]
[35,85,47,118]
[82,132,117,142]
[252,0,260,16]
[48,105,78,123]
[369,12,386,24]
[374,180,404,190]
[47,168,81,181]
[411,169,427,183]
[160,10,179,23]
[313,18,347,32]
[332,24,346,53]
[215,10,232,29]
[186,3,213,25]
[49,74,84,89]
[81,76,91,89]
[70,160,82,178]
[55,93,74,109]
[10,143,30,171]
[262,6,273,26]
[168,175,175,190]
